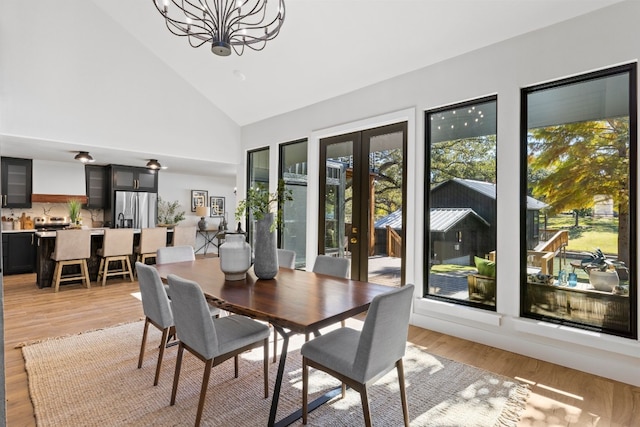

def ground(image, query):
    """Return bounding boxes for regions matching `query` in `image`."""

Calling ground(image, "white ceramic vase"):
[589,269,619,292]
[219,233,252,281]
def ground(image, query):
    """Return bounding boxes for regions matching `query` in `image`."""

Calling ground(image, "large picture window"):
[279,139,308,268]
[425,97,497,309]
[246,147,270,245]
[521,64,637,338]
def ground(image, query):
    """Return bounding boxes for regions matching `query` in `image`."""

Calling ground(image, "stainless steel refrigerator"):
[114,191,157,229]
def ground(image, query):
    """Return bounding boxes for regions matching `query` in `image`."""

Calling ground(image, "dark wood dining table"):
[154,257,392,427]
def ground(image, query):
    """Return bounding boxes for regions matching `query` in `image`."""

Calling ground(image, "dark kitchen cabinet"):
[85,165,107,208]
[1,157,32,208]
[2,232,36,274]
[110,165,158,192]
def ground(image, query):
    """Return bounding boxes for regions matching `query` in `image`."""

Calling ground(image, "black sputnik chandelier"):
[152,0,285,56]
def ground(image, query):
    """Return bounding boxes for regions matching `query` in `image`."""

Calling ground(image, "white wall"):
[0,1,241,165]
[158,170,237,254]
[32,160,85,195]
[241,1,640,386]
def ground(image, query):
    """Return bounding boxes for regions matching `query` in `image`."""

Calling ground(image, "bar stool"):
[50,229,91,292]
[97,228,135,286]
[170,225,196,248]
[135,227,167,265]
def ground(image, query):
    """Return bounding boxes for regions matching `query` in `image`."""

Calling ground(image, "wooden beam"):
[31,194,88,204]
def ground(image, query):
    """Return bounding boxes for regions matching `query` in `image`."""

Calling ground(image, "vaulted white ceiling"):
[0,0,624,175]
[93,0,623,126]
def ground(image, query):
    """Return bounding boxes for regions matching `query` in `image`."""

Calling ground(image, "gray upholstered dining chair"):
[156,245,196,264]
[312,254,350,278]
[301,284,414,427]
[277,249,296,269]
[313,254,350,329]
[136,262,175,386]
[136,262,220,386]
[167,274,270,427]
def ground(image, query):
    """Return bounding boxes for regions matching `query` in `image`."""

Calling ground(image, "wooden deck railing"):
[386,226,402,258]
[536,229,569,253]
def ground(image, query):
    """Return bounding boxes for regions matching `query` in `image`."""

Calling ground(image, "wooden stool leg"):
[82,259,91,289]
[53,261,62,293]
[97,258,105,283]
[125,257,134,282]
[102,258,109,286]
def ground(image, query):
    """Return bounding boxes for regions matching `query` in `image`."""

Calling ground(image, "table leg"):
[269,325,290,426]
[269,326,347,427]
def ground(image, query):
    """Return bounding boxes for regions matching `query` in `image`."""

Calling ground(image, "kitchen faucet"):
[117,212,125,228]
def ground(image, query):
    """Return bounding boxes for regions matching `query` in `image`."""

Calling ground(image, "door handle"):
[350,237,358,244]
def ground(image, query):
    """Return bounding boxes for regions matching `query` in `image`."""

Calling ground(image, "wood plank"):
[31,194,88,204]
[3,272,639,426]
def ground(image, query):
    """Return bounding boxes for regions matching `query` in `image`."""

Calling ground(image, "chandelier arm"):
[152,0,285,56]
[228,1,284,45]
[227,0,266,31]
[164,16,212,42]
[177,0,215,34]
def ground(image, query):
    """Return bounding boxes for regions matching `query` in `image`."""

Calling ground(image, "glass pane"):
[247,148,269,245]
[280,141,307,268]
[523,68,634,337]
[324,141,353,258]
[427,98,497,309]
[368,130,403,286]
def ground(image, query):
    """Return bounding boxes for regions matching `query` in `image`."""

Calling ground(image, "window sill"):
[414,297,502,327]
[513,318,639,358]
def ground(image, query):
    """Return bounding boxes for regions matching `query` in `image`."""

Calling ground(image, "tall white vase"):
[219,233,252,281]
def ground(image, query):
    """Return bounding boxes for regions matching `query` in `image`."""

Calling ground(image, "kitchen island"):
[34,228,174,289]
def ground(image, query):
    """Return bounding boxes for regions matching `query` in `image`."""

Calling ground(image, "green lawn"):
[546,214,618,254]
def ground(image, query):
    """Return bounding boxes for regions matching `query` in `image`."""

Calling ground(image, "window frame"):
[519,63,637,339]
[424,95,498,311]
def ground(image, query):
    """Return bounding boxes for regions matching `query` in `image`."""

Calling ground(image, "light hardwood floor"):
[3,272,639,426]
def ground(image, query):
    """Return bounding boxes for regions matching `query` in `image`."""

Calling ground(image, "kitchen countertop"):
[2,229,37,233]
[34,228,139,238]
[34,228,174,238]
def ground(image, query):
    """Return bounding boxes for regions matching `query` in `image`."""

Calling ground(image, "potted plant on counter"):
[67,199,83,227]
[235,180,293,279]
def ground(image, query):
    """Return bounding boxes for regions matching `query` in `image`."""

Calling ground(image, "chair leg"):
[125,257,134,282]
[195,359,213,427]
[272,328,277,363]
[170,343,185,406]
[97,257,105,284]
[397,359,410,427]
[52,261,62,293]
[302,357,309,425]
[263,338,269,398]
[234,355,239,378]
[360,385,373,427]
[101,258,109,286]
[154,327,170,386]
[81,259,91,288]
[138,317,150,369]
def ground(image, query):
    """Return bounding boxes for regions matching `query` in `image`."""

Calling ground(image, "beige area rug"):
[22,321,529,426]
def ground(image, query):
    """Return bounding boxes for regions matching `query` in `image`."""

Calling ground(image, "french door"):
[319,122,407,284]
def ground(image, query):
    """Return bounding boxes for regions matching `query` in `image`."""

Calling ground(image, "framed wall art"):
[210,196,225,216]
[191,190,208,212]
